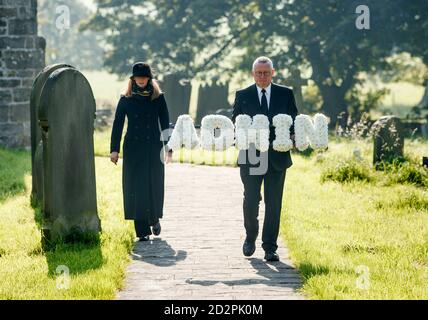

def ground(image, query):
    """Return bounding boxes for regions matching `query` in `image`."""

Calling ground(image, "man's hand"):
[110,152,119,165]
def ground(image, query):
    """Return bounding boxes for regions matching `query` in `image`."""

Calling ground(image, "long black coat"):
[231,83,298,171]
[110,93,170,222]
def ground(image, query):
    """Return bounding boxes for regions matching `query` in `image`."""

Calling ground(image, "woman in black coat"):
[110,62,172,241]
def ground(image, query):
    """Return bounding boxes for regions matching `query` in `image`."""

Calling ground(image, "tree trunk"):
[306,42,354,128]
[417,83,428,109]
[317,84,348,128]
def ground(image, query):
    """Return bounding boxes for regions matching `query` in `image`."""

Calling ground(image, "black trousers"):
[134,218,159,237]
[240,164,287,253]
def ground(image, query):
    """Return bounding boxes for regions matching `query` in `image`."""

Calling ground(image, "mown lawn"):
[76,129,428,299]
[0,148,134,299]
[282,137,428,299]
[1,135,427,299]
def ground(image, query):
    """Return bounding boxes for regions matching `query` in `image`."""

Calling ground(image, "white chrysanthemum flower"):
[295,113,329,151]
[272,114,293,152]
[253,115,270,152]
[235,115,252,150]
[167,114,200,151]
[235,114,269,152]
[200,115,235,151]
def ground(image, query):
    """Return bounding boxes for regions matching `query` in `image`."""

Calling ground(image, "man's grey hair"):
[252,56,274,71]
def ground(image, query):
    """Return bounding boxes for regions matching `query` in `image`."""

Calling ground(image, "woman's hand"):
[165,151,173,164]
[110,152,119,165]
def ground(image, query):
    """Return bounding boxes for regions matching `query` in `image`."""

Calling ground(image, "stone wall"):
[0,0,45,149]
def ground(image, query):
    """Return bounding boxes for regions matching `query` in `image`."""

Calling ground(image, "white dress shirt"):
[256,83,272,109]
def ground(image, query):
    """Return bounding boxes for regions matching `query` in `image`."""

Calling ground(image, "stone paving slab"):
[116,163,305,300]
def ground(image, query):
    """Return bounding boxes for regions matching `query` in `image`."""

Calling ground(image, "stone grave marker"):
[38,67,100,242]
[372,116,404,167]
[30,63,74,206]
[195,82,230,125]
[160,74,191,124]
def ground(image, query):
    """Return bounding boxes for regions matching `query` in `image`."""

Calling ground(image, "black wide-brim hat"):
[130,62,153,78]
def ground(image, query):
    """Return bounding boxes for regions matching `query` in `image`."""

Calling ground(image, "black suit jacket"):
[231,83,298,171]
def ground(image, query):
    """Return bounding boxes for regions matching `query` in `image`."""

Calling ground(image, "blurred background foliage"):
[39,0,428,126]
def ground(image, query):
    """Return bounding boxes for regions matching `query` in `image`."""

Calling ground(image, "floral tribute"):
[167,114,329,152]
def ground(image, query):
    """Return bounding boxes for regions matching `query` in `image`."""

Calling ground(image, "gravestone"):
[0,0,46,149]
[417,80,428,110]
[421,122,428,138]
[160,74,191,124]
[30,64,75,206]
[195,82,230,125]
[372,116,404,167]
[38,67,100,242]
[284,68,308,114]
[94,108,113,129]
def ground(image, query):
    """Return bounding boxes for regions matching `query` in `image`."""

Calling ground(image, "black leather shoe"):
[264,251,280,262]
[152,222,161,236]
[138,235,150,241]
[243,241,256,257]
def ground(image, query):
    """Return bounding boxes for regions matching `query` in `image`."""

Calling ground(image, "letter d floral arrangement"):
[167,113,329,152]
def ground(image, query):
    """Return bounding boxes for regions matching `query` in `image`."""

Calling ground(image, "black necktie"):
[261,89,268,115]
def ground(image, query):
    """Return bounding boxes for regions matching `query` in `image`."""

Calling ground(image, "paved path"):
[117,163,304,300]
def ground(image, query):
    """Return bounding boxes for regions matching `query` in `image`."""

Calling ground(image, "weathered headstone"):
[195,82,230,125]
[94,108,113,129]
[38,67,100,242]
[284,68,308,114]
[372,116,404,167]
[417,79,428,110]
[421,122,428,138]
[30,64,75,206]
[160,74,191,124]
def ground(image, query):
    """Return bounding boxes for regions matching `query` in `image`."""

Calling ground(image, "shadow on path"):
[185,258,301,289]
[131,238,187,267]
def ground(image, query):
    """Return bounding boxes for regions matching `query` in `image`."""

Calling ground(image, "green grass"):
[1,135,427,299]
[0,148,30,202]
[0,149,134,299]
[281,138,428,299]
[94,128,117,157]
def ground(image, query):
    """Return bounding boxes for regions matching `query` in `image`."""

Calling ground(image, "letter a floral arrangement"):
[167,114,329,152]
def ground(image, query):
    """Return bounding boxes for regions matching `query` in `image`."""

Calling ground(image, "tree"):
[83,0,427,123]
[392,0,428,110]
[38,0,104,70]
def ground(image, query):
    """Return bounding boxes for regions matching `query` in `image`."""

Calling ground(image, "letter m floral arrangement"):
[167,113,329,152]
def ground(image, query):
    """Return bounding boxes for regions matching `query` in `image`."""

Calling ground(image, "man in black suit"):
[231,56,298,262]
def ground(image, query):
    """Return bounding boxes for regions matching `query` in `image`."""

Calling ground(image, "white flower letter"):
[167,114,200,151]
[235,114,269,152]
[272,114,293,152]
[294,113,329,151]
[200,115,235,151]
